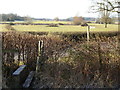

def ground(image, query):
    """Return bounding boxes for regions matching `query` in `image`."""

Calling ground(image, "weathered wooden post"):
[87,25,90,43]
[87,25,90,48]
[36,40,44,73]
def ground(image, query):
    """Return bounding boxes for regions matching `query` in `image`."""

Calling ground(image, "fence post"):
[36,40,44,73]
[87,26,90,43]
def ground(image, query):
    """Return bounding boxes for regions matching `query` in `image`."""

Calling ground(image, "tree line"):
[0,13,32,21]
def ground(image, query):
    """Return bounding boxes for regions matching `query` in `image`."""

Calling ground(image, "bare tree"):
[54,17,59,21]
[90,0,120,13]
[101,12,111,28]
[73,16,85,25]
[90,0,120,28]
[24,16,33,24]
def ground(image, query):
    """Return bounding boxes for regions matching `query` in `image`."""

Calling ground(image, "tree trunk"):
[105,22,107,28]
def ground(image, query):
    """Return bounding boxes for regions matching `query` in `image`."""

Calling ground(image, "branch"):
[108,1,114,9]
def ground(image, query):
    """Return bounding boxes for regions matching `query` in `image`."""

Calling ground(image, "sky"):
[0,0,99,19]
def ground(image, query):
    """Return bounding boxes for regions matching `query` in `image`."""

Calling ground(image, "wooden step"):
[22,71,35,88]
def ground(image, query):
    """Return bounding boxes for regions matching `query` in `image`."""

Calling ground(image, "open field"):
[0,23,118,32]
[32,20,72,24]
[0,21,72,24]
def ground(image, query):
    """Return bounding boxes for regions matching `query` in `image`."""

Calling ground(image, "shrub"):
[81,23,88,26]
[73,16,84,25]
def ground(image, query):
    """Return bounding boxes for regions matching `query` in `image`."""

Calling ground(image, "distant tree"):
[24,16,33,24]
[90,0,120,28]
[101,13,114,24]
[1,13,25,21]
[90,0,120,13]
[73,16,85,25]
[100,12,112,27]
[96,16,113,24]
[54,17,59,21]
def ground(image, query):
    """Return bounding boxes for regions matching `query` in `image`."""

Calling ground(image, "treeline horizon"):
[0,13,97,22]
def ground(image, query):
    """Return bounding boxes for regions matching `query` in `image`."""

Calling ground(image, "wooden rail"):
[12,65,35,88]
[23,71,35,88]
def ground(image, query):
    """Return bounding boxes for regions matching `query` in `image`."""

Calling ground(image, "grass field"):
[0,22,118,32]
[33,20,72,24]
[0,21,72,24]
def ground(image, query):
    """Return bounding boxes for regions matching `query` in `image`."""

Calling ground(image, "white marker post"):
[38,41,41,57]
[87,26,90,43]
[36,40,44,73]
[36,41,41,73]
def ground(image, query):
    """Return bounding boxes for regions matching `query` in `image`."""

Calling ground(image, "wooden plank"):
[12,65,27,88]
[13,65,26,76]
[22,71,35,88]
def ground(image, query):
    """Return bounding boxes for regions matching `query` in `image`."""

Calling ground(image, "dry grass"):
[2,31,120,88]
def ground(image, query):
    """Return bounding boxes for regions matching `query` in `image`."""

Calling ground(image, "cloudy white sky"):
[0,0,99,19]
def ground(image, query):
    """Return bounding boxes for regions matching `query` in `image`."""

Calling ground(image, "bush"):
[58,23,64,25]
[81,23,88,26]
[73,16,84,25]
[9,23,15,25]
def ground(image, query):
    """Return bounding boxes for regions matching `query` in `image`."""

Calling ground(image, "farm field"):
[0,23,118,32]
[0,21,72,24]
[32,20,72,24]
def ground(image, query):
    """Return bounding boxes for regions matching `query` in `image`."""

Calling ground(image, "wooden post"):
[87,26,90,43]
[87,26,90,48]
[38,41,41,57]
[36,40,44,73]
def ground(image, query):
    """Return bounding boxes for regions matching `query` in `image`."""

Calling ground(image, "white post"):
[36,40,44,73]
[38,41,41,57]
[87,26,90,43]
[36,41,41,73]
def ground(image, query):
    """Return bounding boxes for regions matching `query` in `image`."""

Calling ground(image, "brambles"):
[2,31,120,88]
[34,35,120,88]
[2,31,70,73]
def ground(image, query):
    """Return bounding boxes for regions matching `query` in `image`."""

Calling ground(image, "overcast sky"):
[0,0,99,19]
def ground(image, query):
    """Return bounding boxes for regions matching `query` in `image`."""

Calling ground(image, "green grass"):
[0,20,72,24]
[13,25,88,32]
[0,22,118,33]
[0,24,7,31]
[33,20,72,24]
